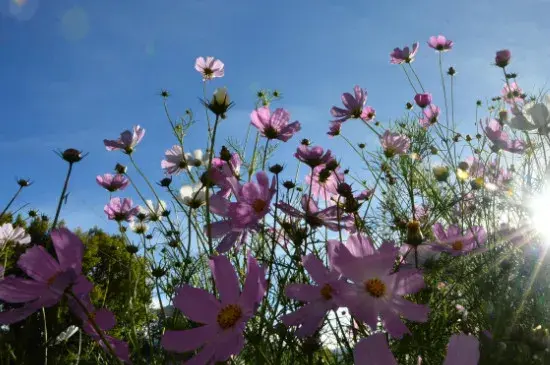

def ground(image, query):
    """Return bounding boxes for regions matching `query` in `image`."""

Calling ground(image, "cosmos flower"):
[281,254,345,337]
[250,107,301,142]
[103,126,145,154]
[427,35,454,52]
[104,197,140,222]
[162,146,208,175]
[495,49,511,68]
[328,236,429,338]
[96,174,129,192]
[414,93,432,108]
[0,223,31,248]
[294,145,334,168]
[501,82,524,104]
[138,200,167,222]
[429,223,487,256]
[161,254,265,363]
[484,119,526,153]
[380,131,410,158]
[419,104,440,127]
[179,184,206,209]
[390,42,419,64]
[330,85,376,124]
[195,56,225,81]
[508,95,550,134]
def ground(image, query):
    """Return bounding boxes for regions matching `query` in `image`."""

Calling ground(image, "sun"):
[528,188,550,243]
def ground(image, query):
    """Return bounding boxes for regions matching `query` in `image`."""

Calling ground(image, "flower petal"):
[161,325,217,353]
[354,333,397,365]
[209,255,240,305]
[173,285,220,324]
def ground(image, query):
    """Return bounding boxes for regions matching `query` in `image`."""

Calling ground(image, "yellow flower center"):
[320,284,333,300]
[47,272,60,287]
[217,304,242,330]
[452,241,464,251]
[365,278,386,298]
[252,199,267,213]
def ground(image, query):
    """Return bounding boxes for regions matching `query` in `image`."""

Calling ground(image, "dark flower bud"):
[41,214,49,222]
[152,267,167,278]
[430,146,439,155]
[119,225,127,233]
[283,181,295,190]
[458,161,469,170]
[160,89,170,98]
[145,234,153,240]
[325,159,339,171]
[60,148,85,163]
[505,73,517,79]
[358,143,366,149]
[158,177,172,187]
[296,186,303,192]
[115,163,127,174]
[28,210,38,218]
[495,49,511,68]
[301,139,311,146]
[17,179,32,188]
[220,146,232,162]
[447,66,456,76]
[406,102,414,110]
[269,164,284,174]
[476,100,482,106]
[272,90,281,98]
[343,169,350,174]
[168,240,179,248]
[336,182,353,197]
[465,135,472,142]
[126,244,139,254]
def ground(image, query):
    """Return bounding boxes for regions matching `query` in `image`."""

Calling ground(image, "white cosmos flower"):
[179,184,206,209]
[139,200,167,221]
[185,149,208,168]
[0,223,31,247]
[507,94,550,134]
[129,221,149,234]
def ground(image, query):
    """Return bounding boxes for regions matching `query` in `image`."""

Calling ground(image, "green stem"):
[0,186,23,219]
[52,163,74,230]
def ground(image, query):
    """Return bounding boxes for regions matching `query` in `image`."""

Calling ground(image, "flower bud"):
[269,164,284,174]
[414,93,432,108]
[406,220,423,247]
[301,139,311,146]
[220,146,232,162]
[433,166,450,182]
[158,177,172,187]
[126,244,139,254]
[447,66,457,76]
[60,148,85,164]
[152,267,167,278]
[495,49,511,68]
[17,179,32,188]
[282,181,295,190]
[115,163,127,174]
[406,102,414,110]
[458,161,469,171]
[204,87,233,117]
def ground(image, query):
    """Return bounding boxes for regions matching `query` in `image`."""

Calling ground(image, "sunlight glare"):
[528,188,550,244]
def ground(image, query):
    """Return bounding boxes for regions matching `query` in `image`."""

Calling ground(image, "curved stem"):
[0,186,23,219]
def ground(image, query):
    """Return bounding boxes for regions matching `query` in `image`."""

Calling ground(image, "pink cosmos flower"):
[429,223,487,256]
[330,85,376,124]
[484,119,526,153]
[380,131,410,158]
[419,104,440,127]
[414,93,432,108]
[306,165,344,200]
[103,125,145,154]
[0,229,88,324]
[281,254,345,337]
[427,35,454,52]
[495,49,511,68]
[327,121,342,137]
[161,254,265,363]
[328,235,429,338]
[390,42,419,64]
[501,82,524,104]
[464,156,485,179]
[69,293,131,363]
[354,333,479,365]
[207,172,276,253]
[250,107,301,142]
[276,195,354,232]
[399,243,440,268]
[161,145,191,175]
[96,174,129,192]
[104,197,140,222]
[195,56,225,81]
[294,145,334,168]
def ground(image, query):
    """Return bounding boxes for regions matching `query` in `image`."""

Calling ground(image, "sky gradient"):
[1,0,549,230]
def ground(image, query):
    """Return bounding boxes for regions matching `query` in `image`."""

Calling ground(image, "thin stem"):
[52,163,74,230]
[42,308,48,365]
[438,53,450,128]
[408,63,425,92]
[0,186,23,219]
[261,138,270,171]
[205,115,221,255]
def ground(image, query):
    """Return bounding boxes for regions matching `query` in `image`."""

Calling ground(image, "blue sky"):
[1,0,549,231]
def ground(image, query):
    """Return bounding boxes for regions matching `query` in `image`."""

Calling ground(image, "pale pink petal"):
[354,333,397,365]
[173,285,220,324]
[209,255,240,305]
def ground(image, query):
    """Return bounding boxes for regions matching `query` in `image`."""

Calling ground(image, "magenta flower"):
[328,235,429,338]
[69,294,131,363]
[327,121,342,137]
[429,223,487,256]
[104,197,140,222]
[207,172,276,253]
[211,152,242,198]
[276,195,354,232]
[484,119,526,153]
[380,131,410,158]
[501,82,524,104]
[281,254,345,337]
[419,104,440,127]
[390,42,419,64]
[103,125,145,154]
[330,85,376,124]
[306,165,344,200]
[250,107,301,142]
[414,93,432,108]
[0,229,87,324]
[294,145,333,168]
[495,49,511,68]
[427,35,454,52]
[195,56,225,81]
[161,254,265,363]
[96,174,129,192]
[354,333,479,365]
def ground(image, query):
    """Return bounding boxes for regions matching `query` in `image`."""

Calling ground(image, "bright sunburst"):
[528,188,550,243]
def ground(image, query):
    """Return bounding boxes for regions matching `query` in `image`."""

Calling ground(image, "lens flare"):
[528,188,550,244]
